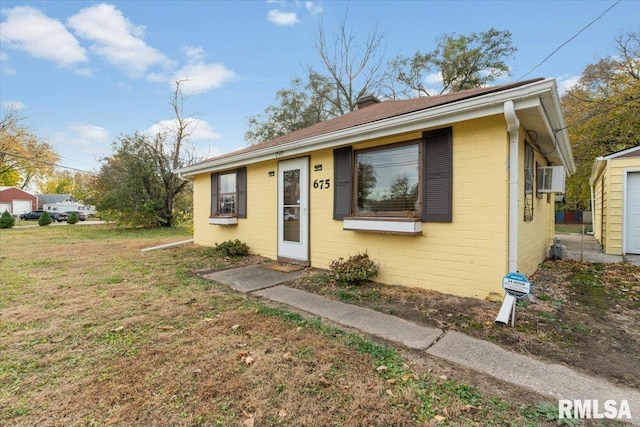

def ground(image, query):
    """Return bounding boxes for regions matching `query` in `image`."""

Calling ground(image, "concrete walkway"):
[203,265,640,425]
[556,233,640,266]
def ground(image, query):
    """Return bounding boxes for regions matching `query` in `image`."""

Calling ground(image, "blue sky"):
[1,0,637,174]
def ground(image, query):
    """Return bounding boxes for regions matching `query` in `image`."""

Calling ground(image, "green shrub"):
[67,213,79,224]
[329,252,379,285]
[214,239,249,257]
[38,211,52,226]
[0,210,15,228]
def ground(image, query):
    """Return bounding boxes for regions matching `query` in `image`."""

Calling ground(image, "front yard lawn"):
[1,225,626,426]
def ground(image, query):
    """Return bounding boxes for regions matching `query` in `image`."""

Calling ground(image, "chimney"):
[356,95,380,110]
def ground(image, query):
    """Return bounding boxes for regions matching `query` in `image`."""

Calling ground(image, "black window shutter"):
[423,127,452,222]
[333,146,353,219]
[236,167,247,218]
[210,173,218,217]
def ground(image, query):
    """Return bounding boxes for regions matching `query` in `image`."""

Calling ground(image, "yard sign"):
[502,272,531,299]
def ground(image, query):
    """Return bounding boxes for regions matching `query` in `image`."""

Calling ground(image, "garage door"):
[626,172,640,254]
[13,200,32,215]
[0,203,9,214]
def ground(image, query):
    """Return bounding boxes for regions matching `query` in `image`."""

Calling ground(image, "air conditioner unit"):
[537,166,566,193]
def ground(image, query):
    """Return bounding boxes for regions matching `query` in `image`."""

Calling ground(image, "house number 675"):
[313,179,331,189]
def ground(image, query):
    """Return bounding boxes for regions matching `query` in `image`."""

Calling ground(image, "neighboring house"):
[0,186,38,215]
[590,145,640,255]
[37,194,77,209]
[175,78,575,299]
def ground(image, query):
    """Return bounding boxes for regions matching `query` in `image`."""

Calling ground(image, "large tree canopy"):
[390,28,516,96]
[95,132,182,226]
[94,81,198,227]
[562,28,640,210]
[0,108,59,188]
[246,16,388,145]
[245,24,517,144]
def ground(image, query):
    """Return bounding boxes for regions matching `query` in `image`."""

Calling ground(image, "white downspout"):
[496,100,520,325]
[504,100,520,273]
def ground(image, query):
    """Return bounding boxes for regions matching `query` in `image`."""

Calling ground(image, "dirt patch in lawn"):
[290,259,640,390]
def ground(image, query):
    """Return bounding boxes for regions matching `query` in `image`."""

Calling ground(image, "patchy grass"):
[1,225,604,426]
[291,259,640,393]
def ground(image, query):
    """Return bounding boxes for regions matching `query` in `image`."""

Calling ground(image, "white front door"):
[277,157,309,263]
[625,172,640,254]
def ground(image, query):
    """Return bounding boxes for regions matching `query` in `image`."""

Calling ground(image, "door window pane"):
[283,169,300,242]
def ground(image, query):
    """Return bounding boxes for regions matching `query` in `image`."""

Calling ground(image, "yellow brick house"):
[175,78,575,299]
[590,145,640,255]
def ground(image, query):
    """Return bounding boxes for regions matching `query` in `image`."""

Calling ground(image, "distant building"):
[0,186,38,215]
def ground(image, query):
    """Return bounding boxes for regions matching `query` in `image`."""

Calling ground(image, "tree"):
[67,212,79,225]
[356,163,377,210]
[245,76,334,145]
[37,170,97,204]
[388,176,418,211]
[562,28,640,210]
[38,211,52,226]
[0,210,15,228]
[308,15,389,115]
[246,24,518,144]
[391,28,516,96]
[94,81,199,227]
[0,108,59,188]
[245,15,388,144]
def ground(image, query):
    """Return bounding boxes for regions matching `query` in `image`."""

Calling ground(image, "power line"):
[518,0,621,81]
[0,150,98,175]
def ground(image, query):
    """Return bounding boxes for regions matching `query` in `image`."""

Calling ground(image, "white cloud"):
[169,47,236,95]
[182,46,205,62]
[171,63,237,95]
[305,1,323,14]
[0,6,87,68]
[1,100,26,110]
[145,118,221,161]
[267,10,299,26]
[145,118,220,141]
[556,74,581,94]
[67,3,170,77]
[64,123,110,146]
[424,72,443,85]
[49,122,111,171]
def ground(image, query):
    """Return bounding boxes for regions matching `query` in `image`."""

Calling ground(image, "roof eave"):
[176,79,569,177]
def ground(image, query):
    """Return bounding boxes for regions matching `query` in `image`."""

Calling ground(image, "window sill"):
[343,217,422,235]
[209,217,238,225]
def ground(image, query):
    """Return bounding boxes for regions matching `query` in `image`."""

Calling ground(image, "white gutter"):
[496,100,520,325]
[542,80,576,175]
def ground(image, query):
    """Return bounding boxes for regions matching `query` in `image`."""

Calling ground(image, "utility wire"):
[518,0,621,81]
[0,150,98,175]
